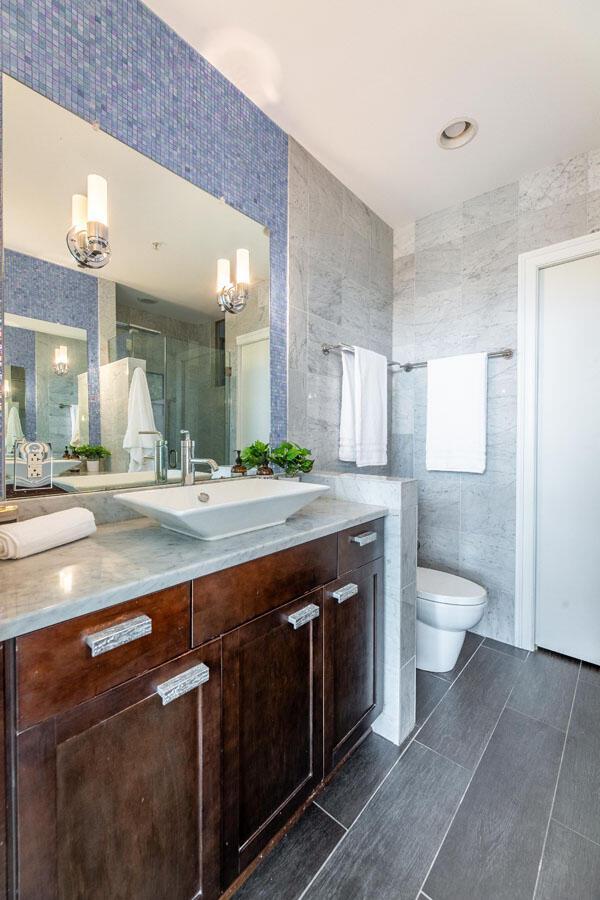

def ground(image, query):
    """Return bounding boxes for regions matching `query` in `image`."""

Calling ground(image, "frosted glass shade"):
[217,258,231,292]
[87,174,108,226]
[71,194,87,229]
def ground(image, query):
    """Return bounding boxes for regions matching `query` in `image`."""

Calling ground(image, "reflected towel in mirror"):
[6,405,24,453]
[123,367,157,473]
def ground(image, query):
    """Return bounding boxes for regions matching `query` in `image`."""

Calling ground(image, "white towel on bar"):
[5,405,24,452]
[0,508,96,560]
[69,404,80,446]
[339,346,388,467]
[426,352,487,473]
[123,367,157,473]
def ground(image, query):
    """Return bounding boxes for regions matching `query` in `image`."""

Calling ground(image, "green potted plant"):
[71,444,111,474]
[240,440,273,476]
[270,441,314,479]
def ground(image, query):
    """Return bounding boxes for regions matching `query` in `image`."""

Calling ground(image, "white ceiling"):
[3,76,269,321]
[143,0,600,228]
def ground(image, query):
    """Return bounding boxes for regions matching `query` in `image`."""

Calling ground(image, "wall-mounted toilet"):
[416,567,487,673]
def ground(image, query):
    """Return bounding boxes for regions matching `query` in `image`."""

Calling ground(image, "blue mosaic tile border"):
[0,0,289,490]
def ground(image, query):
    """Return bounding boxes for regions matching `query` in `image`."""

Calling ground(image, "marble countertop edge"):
[0,498,387,641]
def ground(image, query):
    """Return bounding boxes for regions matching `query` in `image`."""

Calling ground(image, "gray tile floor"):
[235,635,600,900]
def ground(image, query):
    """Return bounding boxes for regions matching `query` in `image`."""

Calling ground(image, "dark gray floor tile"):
[580,660,600,687]
[234,803,344,900]
[508,649,579,731]
[553,679,600,844]
[483,636,529,660]
[418,647,524,769]
[424,707,564,900]
[536,820,600,900]
[436,631,484,682]
[416,670,449,728]
[304,742,469,900]
[317,732,404,827]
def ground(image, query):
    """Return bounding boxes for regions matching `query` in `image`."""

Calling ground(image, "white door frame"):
[235,327,270,448]
[516,231,600,650]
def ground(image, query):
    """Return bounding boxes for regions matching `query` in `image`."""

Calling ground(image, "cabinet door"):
[16,642,221,900]
[222,589,323,885]
[324,559,383,772]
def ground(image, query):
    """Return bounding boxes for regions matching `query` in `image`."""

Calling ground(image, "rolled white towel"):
[0,508,96,560]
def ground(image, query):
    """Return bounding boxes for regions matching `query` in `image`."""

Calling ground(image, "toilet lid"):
[417,567,487,606]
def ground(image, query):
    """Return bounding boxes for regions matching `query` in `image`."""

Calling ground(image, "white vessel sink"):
[114,478,329,540]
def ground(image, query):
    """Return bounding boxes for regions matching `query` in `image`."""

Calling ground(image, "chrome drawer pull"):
[156,663,209,705]
[85,614,152,657]
[332,583,359,604]
[288,603,320,629]
[350,530,377,547]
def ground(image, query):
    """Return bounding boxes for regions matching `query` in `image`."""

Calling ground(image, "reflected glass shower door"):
[112,323,166,437]
[165,334,228,466]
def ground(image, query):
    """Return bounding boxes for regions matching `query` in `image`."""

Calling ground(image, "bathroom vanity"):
[0,500,385,898]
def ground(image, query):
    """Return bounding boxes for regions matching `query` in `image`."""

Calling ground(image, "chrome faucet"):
[138,430,168,483]
[180,430,219,485]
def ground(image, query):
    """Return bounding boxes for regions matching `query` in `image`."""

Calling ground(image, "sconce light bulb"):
[71,193,87,230]
[217,258,231,292]
[87,174,108,226]
[236,248,250,285]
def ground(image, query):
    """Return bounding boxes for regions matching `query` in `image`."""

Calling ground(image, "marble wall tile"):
[463,183,518,236]
[394,221,415,258]
[288,139,393,472]
[588,191,600,232]
[400,582,417,666]
[399,656,417,742]
[401,504,418,588]
[519,154,588,212]
[390,434,414,477]
[517,198,588,254]
[588,149,600,193]
[416,204,463,252]
[393,143,600,648]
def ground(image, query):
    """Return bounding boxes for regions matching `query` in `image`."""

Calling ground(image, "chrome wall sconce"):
[216,248,250,314]
[52,345,69,376]
[66,174,111,269]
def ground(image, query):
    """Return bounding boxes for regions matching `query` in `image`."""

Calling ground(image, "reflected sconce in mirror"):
[3,378,10,399]
[53,345,69,376]
[66,174,111,269]
[216,248,250,314]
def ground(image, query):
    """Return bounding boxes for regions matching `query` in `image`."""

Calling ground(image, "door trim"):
[516,231,600,650]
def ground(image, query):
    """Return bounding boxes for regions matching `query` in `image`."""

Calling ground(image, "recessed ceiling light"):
[437,118,478,150]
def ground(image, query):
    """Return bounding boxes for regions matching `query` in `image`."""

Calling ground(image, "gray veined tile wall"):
[287,138,394,472]
[391,149,600,644]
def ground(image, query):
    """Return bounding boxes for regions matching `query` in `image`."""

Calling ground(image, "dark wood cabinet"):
[324,559,384,771]
[5,516,385,898]
[15,642,222,900]
[221,589,324,886]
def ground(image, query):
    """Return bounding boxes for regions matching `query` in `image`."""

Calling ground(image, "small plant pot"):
[256,465,274,477]
[86,459,100,474]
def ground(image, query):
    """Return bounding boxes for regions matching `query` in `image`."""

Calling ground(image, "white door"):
[236,329,270,449]
[535,252,600,663]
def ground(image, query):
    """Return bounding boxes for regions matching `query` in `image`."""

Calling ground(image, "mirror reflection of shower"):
[108,319,229,473]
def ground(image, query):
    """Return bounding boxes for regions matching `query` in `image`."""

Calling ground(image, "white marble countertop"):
[0,497,387,640]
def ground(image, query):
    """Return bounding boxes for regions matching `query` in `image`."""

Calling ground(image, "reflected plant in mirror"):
[1,76,271,498]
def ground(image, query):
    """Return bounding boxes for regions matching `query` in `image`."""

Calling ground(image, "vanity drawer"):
[192,534,337,644]
[338,518,384,575]
[16,583,192,731]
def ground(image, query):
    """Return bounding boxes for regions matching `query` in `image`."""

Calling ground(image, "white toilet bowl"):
[416,567,487,673]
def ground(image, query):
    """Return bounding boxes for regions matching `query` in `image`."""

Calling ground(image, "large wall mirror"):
[1,76,271,497]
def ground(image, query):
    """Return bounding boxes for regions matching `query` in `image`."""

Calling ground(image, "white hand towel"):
[426,352,487,473]
[6,405,24,452]
[69,404,80,446]
[123,367,157,473]
[0,508,96,560]
[339,346,388,467]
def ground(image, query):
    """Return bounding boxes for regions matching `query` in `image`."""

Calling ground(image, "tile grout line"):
[504,703,568,735]
[311,801,348,832]
[413,739,471,772]
[532,660,581,900]
[414,649,530,900]
[550,817,600,850]
[297,640,488,900]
